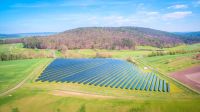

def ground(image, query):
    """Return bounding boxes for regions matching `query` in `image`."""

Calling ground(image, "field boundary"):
[135,58,200,94]
[30,59,54,82]
[0,59,52,96]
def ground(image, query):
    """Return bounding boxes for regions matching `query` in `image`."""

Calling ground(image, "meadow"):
[0,43,200,112]
[0,59,51,93]
[0,43,53,55]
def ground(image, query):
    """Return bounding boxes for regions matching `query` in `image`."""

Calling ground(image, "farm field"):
[0,59,199,112]
[141,53,200,73]
[0,87,200,112]
[0,43,53,55]
[0,43,55,60]
[1,43,200,59]
[0,58,52,95]
[0,44,200,112]
[171,65,200,92]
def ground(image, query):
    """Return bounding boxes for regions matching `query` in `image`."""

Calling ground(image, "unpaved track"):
[0,60,50,96]
[170,65,200,92]
[51,90,115,99]
[0,73,33,96]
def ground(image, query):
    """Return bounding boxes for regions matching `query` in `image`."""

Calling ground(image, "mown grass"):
[164,43,200,51]
[136,43,200,52]
[141,53,200,73]
[56,49,151,58]
[1,43,199,61]
[0,43,200,112]
[0,58,52,93]
[0,43,54,57]
[136,46,162,51]
[0,87,199,112]
[0,58,199,112]
[0,44,151,59]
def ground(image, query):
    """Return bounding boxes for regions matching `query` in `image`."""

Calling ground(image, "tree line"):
[0,52,54,61]
[22,36,136,50]
[147,49,200,57]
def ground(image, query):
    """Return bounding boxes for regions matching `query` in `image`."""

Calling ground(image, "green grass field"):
[164,43,200,51]
[141,53,200,73]
[0,43,200,112]
[0,59,52,93]
[0,87,199,112]
[0,43,54,60]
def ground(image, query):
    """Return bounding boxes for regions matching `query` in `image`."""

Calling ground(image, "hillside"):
[174,32,200,44]
[22,27,184,50]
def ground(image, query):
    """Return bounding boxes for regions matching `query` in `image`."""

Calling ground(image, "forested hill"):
[174,32,200,44]
[2,26,189,50]
[20,27,184,50]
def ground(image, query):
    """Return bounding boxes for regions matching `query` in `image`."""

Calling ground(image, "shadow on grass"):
[77,104,86,112]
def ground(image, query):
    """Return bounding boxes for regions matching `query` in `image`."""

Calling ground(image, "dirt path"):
[0,60,50,96]
[170,65,200,93]
[51,90,115,99]
[0,73,32,96]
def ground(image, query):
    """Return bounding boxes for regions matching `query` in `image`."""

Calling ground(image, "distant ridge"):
[2,26,200,49]
[0,32,58,38]
[173,32,200,44]
[21,26,184,49]
[48,26,184,47]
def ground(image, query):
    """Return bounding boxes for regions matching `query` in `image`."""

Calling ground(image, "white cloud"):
[100,16,137,26]
[163,11,192,20]
[145,11,159,16]
[168,4,188,9]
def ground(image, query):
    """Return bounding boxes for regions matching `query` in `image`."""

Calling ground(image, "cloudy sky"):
[0,0,200,33]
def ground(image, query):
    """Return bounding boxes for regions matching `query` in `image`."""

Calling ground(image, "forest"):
[0,27,189,51]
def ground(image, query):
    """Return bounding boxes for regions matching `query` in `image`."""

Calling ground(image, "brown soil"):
[170,65,200,92]
[196,54,200,60]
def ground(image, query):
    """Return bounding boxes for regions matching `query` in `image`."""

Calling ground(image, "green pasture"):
[163,43,200,51]
[0,58,199,112]
[0,43,200,112]
[0,59,52,93]
[141,53,200,73]
[0,43,54,57]
[0,87,199,112]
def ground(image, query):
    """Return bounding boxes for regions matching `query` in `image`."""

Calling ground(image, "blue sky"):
[0,0,200,33]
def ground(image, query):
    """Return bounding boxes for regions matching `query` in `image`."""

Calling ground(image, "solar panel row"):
[36,58,170,92]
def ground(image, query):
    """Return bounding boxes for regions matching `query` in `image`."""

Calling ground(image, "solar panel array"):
[36,58,170,92]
